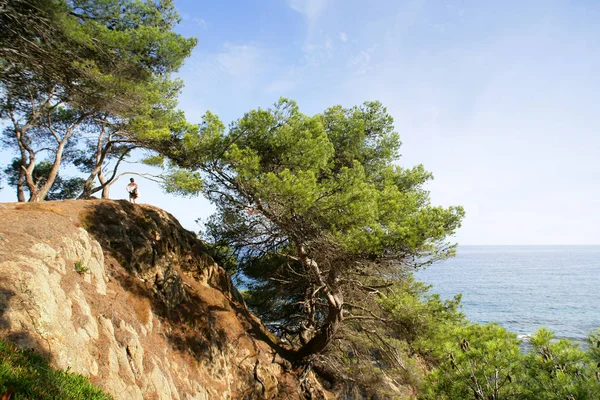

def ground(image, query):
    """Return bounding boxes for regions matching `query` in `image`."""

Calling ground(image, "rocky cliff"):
[0,200,316,399]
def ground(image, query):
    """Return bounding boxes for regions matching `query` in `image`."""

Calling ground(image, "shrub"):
[420,326,600,400]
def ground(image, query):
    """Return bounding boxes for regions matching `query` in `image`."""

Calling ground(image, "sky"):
[1,0,599,245]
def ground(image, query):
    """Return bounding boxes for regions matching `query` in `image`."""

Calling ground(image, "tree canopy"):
[0,0,197,201]
[163,98,465,362]
[1,0,196,105]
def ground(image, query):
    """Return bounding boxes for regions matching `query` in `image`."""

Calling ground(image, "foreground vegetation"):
[341,277,600,399]
[0,339,110,399]
[421,325,600,400]
[268,270,600,399]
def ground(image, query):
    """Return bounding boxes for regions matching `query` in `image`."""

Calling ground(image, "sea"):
[415,246,600,342]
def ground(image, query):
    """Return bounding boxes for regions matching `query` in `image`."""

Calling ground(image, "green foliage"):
[420,324,600,400]
[587,328,600,365]
[380,276,464,352]
[1,0,196,108]
[199,241,238,276]
[74,260,89,275]
[1,0,196,202]
[0,0,72,86]
[318,276,465,398]
[0,338,110,399]
[46,177,85,201]
[333,278,600,400]
[421,323,523,400]
[162,98,464,361]
[521,329,600,400]
[161,169,203,197]
[141,155,166,168]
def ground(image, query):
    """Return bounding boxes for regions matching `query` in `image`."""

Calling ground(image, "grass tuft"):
[0,338,111,399]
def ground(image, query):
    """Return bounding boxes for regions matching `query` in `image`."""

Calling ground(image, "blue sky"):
[1,0,599,245]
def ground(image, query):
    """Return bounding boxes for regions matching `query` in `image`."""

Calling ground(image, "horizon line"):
[458,244,600,246]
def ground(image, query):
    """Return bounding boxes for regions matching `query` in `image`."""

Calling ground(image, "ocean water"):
[415,246,600,341]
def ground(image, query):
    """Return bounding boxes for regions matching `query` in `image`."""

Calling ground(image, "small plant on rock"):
[74,260,89,275]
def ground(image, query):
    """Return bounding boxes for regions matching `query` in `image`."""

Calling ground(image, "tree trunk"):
[292,299,343,363]
[292,246,345,364]
[16,170,26,202]
[15,137,30,202]
[79,177,96,199]
[80,145,132,200]
[33,140,67,201]
[25,166,38,202]
[101,183,111,199]
[22,154,37,202]
[79,137,110,199]
[98,170,111,199]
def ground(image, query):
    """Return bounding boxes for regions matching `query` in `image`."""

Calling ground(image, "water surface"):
[416,246,600,340]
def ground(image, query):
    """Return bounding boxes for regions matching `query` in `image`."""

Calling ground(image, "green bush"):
[379,276,465,360]
[420,323,524,399]
[0,339,110,399]
[376,278,600,400]
[521,328,600,400]
[420,326,600,400]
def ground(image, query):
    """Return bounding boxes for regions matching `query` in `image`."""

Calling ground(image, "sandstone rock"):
[0,200,307,399]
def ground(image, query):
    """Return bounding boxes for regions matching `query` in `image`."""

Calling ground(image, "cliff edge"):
[0,200,311,399]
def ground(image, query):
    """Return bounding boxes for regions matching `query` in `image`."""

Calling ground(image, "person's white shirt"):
[126,183,138,193]
[126,179,139,203]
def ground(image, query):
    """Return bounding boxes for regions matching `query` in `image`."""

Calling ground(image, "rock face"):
[0,200,303,399]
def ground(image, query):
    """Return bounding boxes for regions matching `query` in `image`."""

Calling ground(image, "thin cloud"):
[348,50,372,74]
[186,43,270,91]
[303,36,334,67]
[288,0,327,20]
[288,0,329,38]
[216,43,264,78]
[265,79,297,94]
[192,17,208,29]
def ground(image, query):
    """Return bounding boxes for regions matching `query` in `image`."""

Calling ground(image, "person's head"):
[130,178,135,183]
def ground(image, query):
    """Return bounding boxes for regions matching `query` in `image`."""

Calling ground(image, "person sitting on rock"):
[126,178,139,204]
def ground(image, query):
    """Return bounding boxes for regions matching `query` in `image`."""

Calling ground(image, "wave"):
[517,334,531,342]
